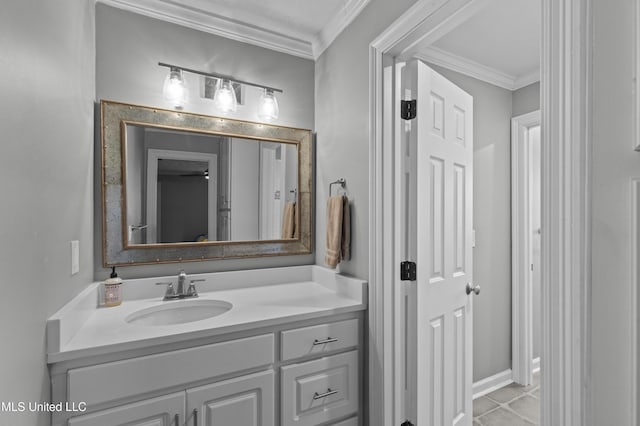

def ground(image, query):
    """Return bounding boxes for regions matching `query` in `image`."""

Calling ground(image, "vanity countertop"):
[47,266,366,364]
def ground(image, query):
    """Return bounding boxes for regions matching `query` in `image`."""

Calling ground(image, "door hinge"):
[401,421,415,426]
[400,261,417,281]
[401,99,417,120]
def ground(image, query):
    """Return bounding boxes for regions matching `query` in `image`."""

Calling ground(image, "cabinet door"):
[68,392,184,426]
[186,370,274,426]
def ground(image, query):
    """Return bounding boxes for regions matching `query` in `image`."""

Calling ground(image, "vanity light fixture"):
[258,88,279,121]
[214,79,238,113]
[162,67,187,109]
[159,62,282,119]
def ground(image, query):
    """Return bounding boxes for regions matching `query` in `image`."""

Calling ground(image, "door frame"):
[368,0,592,425]
[146,149,218,243]
[511,110,541,386]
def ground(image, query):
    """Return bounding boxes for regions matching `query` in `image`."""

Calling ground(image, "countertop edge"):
[47,303,366,364]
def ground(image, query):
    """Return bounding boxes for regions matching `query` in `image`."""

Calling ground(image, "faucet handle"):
[156,281,175,298]
[187,279,204,297]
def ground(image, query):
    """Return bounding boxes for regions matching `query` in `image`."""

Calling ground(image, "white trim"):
[370,0,591,424]
[415,47,540,90]
[533,357,541,374]
[635,0,640,151]
[511,110,541,387]
[97,0,314,59]
[631,180,640,426]
[472,369,514,399]
[313,0,371,58]
[540,0,591,424]
[473,360,541,400]
[97,0,369,60]
[514,69,541,90]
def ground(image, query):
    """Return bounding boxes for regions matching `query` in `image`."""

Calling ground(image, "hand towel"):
[325,195,344,268]
[341,196,351,261]
[293,204,300,239]
[281,202,296,239]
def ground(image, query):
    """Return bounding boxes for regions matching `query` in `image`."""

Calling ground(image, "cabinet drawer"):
[281,351,358,426]
[281,319,358,361]
[68,334,274,407]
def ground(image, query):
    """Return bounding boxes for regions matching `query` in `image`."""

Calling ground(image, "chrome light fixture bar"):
[158,62,283,94]
[159,62,282,119]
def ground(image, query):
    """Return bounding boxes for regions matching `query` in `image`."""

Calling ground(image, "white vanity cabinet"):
[186,370,274,426]
[51,314,363,426]
[67,371,274,426]
[68,392,184,426]
[280,319,360,426]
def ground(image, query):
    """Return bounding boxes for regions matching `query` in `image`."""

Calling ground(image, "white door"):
[402,59,474,426]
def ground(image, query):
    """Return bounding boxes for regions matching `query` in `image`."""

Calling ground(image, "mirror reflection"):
[125,124,299,245]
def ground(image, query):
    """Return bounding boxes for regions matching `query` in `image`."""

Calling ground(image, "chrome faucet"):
[156,270,203,300]
[176,270,187,296]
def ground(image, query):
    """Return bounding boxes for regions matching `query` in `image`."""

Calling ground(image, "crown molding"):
[415,46,540,91]
[97,0,369,60]
[97,0,315,59]
[313,0,371,58]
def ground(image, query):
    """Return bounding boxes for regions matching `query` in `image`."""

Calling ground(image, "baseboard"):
[472,369,514,400]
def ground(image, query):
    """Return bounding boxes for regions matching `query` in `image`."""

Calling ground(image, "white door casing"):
[403,59,474,426]
[370,1,591,424]
[145,149,218,244]
[511,110,541,386]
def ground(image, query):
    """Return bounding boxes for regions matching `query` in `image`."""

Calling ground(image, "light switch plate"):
[71,240,79,275]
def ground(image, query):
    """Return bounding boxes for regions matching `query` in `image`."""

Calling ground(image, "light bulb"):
[214,79,237,113]
[162,67,186,109]
[258,88,279,121]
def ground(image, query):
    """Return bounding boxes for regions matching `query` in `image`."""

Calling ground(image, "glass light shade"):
[214,79,237,113]
[162,68,186,109]
[258,88,279,121]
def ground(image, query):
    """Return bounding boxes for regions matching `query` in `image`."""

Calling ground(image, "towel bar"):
[329,178,346,196]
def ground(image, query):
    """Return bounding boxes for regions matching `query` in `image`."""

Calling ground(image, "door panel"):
[187,370,274,426]
[68,392,184,426]
[403,59,474,426]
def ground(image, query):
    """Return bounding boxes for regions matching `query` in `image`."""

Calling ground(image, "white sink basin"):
[125,299,232,326]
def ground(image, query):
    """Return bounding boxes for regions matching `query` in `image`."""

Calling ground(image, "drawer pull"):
[313,388,339,400]
[313,337,338,345]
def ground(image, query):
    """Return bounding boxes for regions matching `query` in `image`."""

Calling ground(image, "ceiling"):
[100,0,540,89]
[417,0,541,90]
[98,0,370,59]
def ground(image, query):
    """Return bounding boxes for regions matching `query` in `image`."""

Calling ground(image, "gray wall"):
[512,82,540,117]
[0,1,95,425]
[428,64,514,381]
[591,1,639,423]
[314,0,417,279]
[96,4,315,279]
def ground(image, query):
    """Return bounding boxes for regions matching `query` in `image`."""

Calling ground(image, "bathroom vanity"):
[47,266,366,426]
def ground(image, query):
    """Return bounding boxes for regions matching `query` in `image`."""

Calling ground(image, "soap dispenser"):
[103,267,123,307]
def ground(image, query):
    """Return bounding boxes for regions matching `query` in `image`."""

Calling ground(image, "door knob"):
[466,283,480,295]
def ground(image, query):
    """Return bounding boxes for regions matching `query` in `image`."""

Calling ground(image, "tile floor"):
[473,372,540,426]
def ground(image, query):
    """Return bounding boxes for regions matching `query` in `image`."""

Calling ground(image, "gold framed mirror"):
[101,100,313,266]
